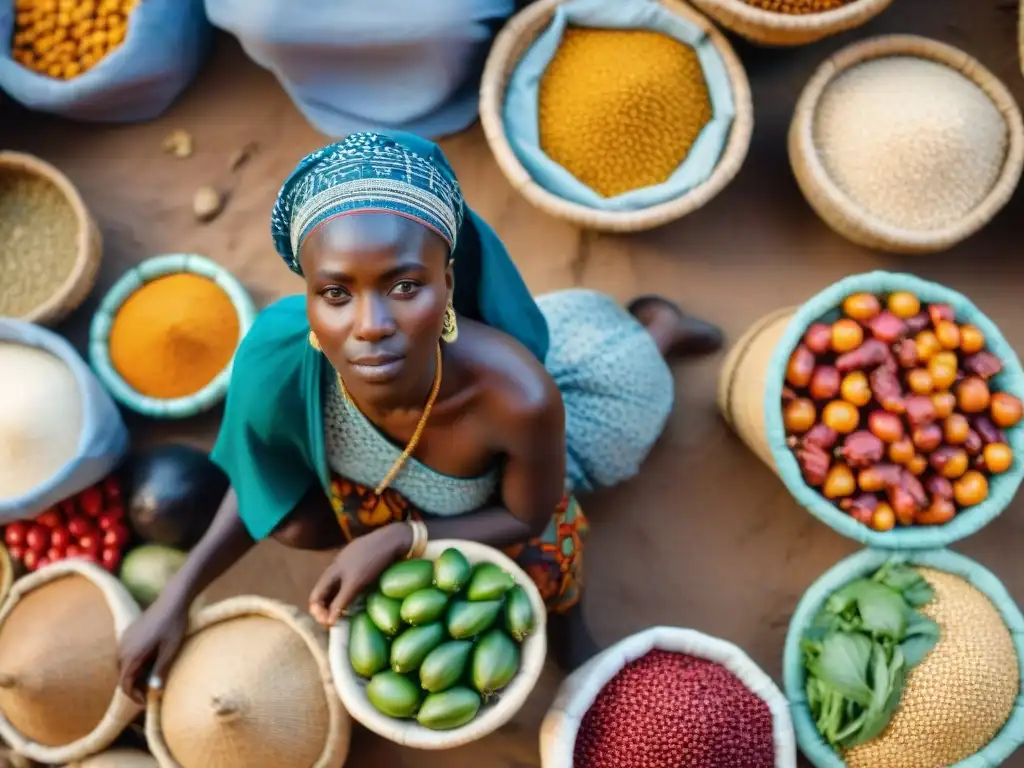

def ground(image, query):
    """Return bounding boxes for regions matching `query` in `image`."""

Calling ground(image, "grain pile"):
[539,27,711,199]
[738,0,854,13]
[812,57,1008,231]
[843,568,1019,768]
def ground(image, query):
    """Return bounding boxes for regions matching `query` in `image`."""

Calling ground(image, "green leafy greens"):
[801,559,940,751]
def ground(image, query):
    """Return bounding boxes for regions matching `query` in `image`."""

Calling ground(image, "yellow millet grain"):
[844,568,1019,768]
[739,0,853,14]
[538,27,711,199]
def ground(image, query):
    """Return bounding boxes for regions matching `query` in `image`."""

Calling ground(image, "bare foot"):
[628,295,724,360]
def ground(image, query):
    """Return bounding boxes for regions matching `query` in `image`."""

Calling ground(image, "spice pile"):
[10,0,139,80]
[738,0,854,13]
[538,27,711,198]
[813,57,1008,231]
[108,273,240,400]
[783,290,1022,530]
[573,649,775,767]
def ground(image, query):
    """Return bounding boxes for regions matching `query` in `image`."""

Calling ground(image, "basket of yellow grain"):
[785,549,1024,767]
[89,253,257,420]
[480,0,752,233]
[789,35,1024,254]
[0,152,102,326]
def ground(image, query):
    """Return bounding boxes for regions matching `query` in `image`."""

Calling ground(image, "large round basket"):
[64,748,159,767]
[146,596,350,768]
[784,549,1024,767]
[687,0,893,46]
[0,560,142,765]
[479,0,753,233]
[328,539,547,750]
[89,254,257,420]
[0,152,102,326]
[789,35,1024,254]
[540,625,796,766]
[716,271,1024,549]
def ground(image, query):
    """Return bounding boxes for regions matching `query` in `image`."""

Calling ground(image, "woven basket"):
[65,749,158,767]
[0,545,11,607]
[0,152,102,326]
[0,560,142,765]
[329,539,547,750]
[784,549,1024,767]
[687,0,893,46]
[146,596,350,768]
[716,271,1024,549]
[479,0,753,232]
[89,253,257,420]
[789,35,1024,254]
[540,625,797,766]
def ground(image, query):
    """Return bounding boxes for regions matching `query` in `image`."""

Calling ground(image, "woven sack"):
[717,270,1024,549]
[65,749,158,767]
[146,596,350,768]
[0,560,142,765]
[540,625,796,767]
[784,548,1024,767]
[328,539,547,750]
[687,0,893,46]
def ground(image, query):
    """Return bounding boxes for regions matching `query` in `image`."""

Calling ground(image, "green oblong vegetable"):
[379,559,434,599]
[471,629,520,696]
[504,584,535,642]
[366,591,403,636]
[466,563,515,601]
[390,622,445,673]
[400,588,450,626]
[416,686,482,730]
[419,640,473,693]
[366,670,421,718]
[446,599,502,640]
[348,613,389,678]
[433,548,472,594]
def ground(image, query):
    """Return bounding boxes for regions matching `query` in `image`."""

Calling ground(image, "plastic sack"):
[503,0,735,212]
[0,0,212,123]
[205,0,514,140]
[0,319,128,523]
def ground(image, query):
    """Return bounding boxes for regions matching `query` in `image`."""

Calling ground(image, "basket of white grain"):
[328,540,547,749]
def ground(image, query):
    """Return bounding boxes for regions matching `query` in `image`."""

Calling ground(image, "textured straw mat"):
[145,596,349,768]
[0,152,102,327]
[329,539,547,750]
[0,560,141,765]
[687,0,893,46]
[479,0,753,233]
[789,35,1024,254]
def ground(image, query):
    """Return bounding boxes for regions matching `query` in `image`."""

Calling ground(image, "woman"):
[118,131,722,703]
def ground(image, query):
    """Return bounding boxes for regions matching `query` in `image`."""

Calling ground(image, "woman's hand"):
[308,523,413,628]
[118,593,191,706]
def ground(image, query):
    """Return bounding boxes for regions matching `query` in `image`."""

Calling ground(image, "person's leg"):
[549,602,599,671]
[628,295,724,359]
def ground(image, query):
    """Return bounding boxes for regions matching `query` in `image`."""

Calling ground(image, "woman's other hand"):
[308,523,413,628]
[118,594,190,706]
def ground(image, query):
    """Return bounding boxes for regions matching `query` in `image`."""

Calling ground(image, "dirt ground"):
[3,1,1024,766]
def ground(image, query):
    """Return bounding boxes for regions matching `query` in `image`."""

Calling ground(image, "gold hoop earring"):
[308,330,322,352]
[441,304,458,343]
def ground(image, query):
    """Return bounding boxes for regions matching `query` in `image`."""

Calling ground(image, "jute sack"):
[716,271,1024,550]
[0,561,142,765]
[539,625,797,767]
[328,539,547,750]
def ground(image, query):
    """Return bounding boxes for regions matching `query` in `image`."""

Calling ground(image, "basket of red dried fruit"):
[717,271,1024,548]
[539,626,797,767]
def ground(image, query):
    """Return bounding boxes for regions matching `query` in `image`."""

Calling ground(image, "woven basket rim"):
[0,151,98,324]
[328,539,548,750]
[690,0,891,31]
[789,34,1024,251]
[479,0,754,232]
[88,253,258,421]
[145,595,350,768]
[0,559,142,765]
[783,548,1024,767]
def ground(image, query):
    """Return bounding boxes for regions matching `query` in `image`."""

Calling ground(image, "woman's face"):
[300,213,452,400]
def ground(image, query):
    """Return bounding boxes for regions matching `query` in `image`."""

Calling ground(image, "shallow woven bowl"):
[479,0,754,233]
[784,549,1024,767]
[789,35,1024,254]
[89,254,257,420]
[540,625,797,767]
[329,539,548,750]
[688,0,893,46]
[0,152,102,326]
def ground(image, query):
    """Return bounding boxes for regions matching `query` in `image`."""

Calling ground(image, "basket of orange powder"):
[89,253,257,420]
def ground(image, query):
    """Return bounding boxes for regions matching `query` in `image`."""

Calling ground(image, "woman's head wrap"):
[270,131,550,363]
